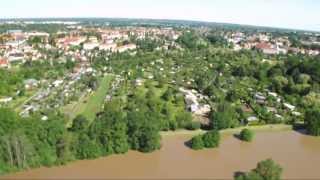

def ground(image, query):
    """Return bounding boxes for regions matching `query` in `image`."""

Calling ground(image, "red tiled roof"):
[0,58,8,65]
[255,42,271,49]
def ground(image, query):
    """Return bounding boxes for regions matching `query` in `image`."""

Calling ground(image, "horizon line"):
[0,16,319,33]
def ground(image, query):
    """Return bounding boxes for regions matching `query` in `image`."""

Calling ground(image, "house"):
[268,92,278,98]
[292,111,302,116]
[83,42,100,50]
[116,44,136,53]
[259,34,270,42]
[255,42,277,55]
[254,92,266,104]
[57,36,86,49]
[99,43,117,51]
[283,103,295,111]
[6,50,25,63]
[0,57,9,68]
[179,88,211,116]
[275,114,284,120]
[267,107,277,113]
[27,31,50,38]
[5,40,25,48]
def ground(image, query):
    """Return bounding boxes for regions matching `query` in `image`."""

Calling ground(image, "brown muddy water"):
[3,130,320,179]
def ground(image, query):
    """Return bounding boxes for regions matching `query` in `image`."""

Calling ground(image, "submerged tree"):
[239,129,254,142]
[235,159,283,180]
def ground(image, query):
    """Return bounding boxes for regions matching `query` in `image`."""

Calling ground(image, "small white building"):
[283,103,295,111]
[83,42,100,50]
[52,80,64,87]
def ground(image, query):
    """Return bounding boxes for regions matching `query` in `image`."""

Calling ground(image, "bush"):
[239,128,254,142]
[190,135,204,150]
[235,159,283,180]
[186,121,201,130]
[202,130,220,148]
[305,107,320,136]
[176,111,193,128]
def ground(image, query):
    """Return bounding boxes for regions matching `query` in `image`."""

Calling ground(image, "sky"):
[1,0,320,31]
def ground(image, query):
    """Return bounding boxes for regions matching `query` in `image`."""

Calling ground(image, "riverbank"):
[4,130,320,179]
[161,124,293,137]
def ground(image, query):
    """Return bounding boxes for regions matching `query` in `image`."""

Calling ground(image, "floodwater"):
[3,130,320,179]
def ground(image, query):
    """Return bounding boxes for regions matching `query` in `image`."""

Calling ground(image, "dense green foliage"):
[305,107,320,136]
[0,60,73,96]
[190,135,204,150]
[235,159,283,180]
[186,121,201,130]
[239,129,254,142]
[190,130,220,150]
[211,102,239,130]
[202,130,220,148]
[0,108,68,174]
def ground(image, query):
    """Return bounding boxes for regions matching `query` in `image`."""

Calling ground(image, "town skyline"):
[1,0,319,32]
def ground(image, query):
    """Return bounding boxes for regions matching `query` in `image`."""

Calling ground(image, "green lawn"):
[62,75,113,124]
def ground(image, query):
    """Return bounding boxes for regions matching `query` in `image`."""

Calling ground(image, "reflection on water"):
[3,131,320,179]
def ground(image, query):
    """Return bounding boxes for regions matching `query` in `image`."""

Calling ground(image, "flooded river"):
[3,130,320,179]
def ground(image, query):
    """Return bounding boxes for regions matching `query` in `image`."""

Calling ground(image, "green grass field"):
[62,75,113,124]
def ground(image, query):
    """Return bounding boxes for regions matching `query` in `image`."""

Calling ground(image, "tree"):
[65,59,76,70]
[305,107,320,136]
[70,115,89,132]
[235,159,283,180]
[56,134,73,165]
[162,88,174,101]
[239,129,254,142]
[0,132,36,169]
[272,76,288,93]
[177,31,200,49]
[202,130,220,148]
[176,111,193,128]
[74,133,101,159]
[127,108,161,153]
[186,121,201,130]
[254,159,283,180]
[190,135,204,150]
[88,108,129,155]
[27,36,42,45]
[210,102,239,130]
[235,171,263,180]
[207,34,228,47]
[138,127,161,153]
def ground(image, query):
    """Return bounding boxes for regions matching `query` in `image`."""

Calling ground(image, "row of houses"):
[228,32,320,56]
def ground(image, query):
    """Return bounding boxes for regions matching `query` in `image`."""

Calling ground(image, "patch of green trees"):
[190,130,220,150]
[305,106,320,136]
[235,159,283,180]
[239,129,254,142]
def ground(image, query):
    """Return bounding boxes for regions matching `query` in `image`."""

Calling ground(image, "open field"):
[62,75,113,123]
